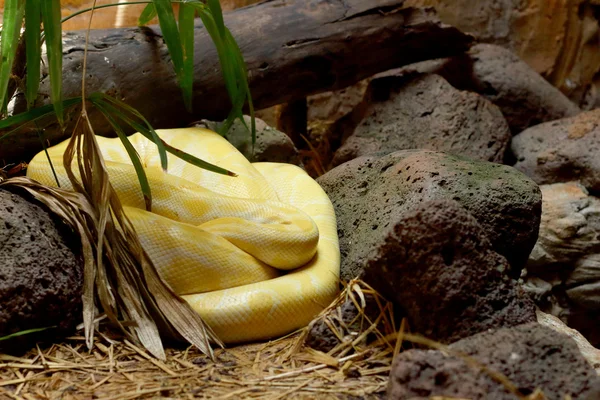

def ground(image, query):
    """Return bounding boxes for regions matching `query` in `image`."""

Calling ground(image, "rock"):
[527,182,600,273]
[331,73,510,167]
[305,293,382,353]
[537,309,600,374]
[363,199,536,344]
[396,44,580,134]
[198,116,302,166]
[402,0,600,108]
[512,109,600,192]
[317,150,541,280]
[308,80,370,125]
[0,188,83,351]
[522,181,600,347]
[387,323,600,400]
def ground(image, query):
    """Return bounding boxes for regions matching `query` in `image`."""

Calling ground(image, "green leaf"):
[90,92,168,171]
[206,0,226,38]
[178,2,195,112]
[25,0,42,110]
[90,95,236,177]
[152,0,183,78]
[194,5,255,145]
[40,0,64,125]
[0,0,25,113]
[0,97,82,142]
[95,101,153,210]
[225,28,255,147]
[138,3,157,26]
[0,326,55,342]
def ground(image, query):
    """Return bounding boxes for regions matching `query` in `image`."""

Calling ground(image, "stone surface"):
[363,199,536,344]
[527,182,600,273]
[522,182,600,347]
[388,323,600,400]
[199,116,302,166]
[331,73,510,167]
[537,309,600,374]
[305,293,382,353]
[397,44,580,135]
[403,0,600,108]
[317,150,542,280]
[0,188,83,350]
[512,109,600,192]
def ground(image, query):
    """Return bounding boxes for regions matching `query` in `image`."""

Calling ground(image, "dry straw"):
[0,280,396,399]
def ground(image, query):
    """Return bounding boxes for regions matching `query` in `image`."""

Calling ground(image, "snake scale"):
[27,128,340,343]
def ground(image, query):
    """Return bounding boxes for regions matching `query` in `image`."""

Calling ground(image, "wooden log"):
[1,0,473,164]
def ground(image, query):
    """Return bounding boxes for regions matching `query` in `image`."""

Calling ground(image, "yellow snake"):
[27,127,340,343]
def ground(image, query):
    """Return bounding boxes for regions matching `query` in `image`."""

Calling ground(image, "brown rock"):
[0,188,83,351]
[388,323,600,400]
[537,309,600,374]
[364,199,535,344]
[512,109,600,192]
[305,293,382,353]
[331,73,510,167]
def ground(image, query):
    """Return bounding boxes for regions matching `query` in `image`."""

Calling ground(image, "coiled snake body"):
[27,128,340,343]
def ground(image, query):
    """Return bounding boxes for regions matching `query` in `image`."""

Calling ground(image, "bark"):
[1,0,473,164]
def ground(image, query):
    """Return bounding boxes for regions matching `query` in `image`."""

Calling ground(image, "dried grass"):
[0,281,394,399]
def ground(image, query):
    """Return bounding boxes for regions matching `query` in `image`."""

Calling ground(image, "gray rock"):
[332,74,510,167]
[396,44,581,134]
[364,199,536,343]
[387,323,600,400]
[198,116,302,166]
[512,109,600,192]
[317,150,541,280]
[0,188,83,351]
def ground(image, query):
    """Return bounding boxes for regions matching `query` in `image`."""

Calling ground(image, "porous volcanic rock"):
[387,323,600,400]
[363,199,535,343]
[331,73,511,167]
[512,109,600,193]
[0,188,83,351]
[396,44,580,135]
[317,150,542,280]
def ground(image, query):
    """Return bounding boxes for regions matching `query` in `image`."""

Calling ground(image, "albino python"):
[27,128,340,343]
